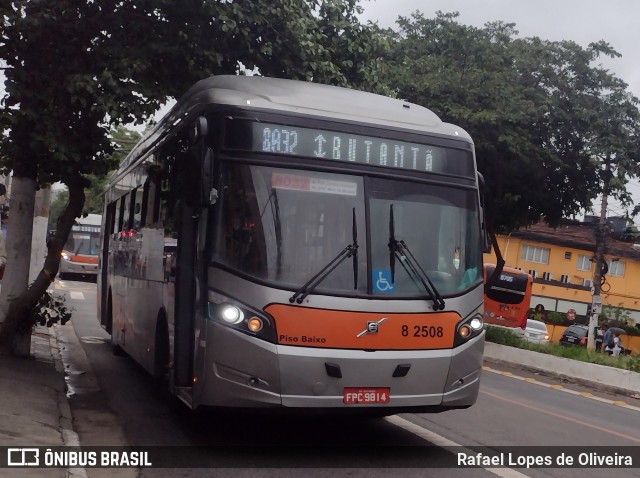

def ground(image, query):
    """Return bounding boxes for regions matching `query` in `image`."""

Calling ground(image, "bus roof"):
[74,213,102,226]
[117,75,473,176]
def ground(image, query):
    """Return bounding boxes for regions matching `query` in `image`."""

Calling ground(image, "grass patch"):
[485,326,640,373]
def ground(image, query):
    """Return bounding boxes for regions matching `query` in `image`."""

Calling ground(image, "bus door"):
[172,119,214,392]
[172,200,198,389]
[98,203,116,331]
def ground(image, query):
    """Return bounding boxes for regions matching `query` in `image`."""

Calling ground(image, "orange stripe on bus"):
[68,255,98,264]
[264,304,460,350]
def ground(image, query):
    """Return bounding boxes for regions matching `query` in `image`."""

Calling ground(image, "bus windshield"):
[369,177,481,296]
[65,226,100,255]
[212,163,482,297]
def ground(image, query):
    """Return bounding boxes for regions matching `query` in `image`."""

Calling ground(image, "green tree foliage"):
[377,12,640,232]
[0,0,384,355]
[48,174,108,228]
[49,127,141,229]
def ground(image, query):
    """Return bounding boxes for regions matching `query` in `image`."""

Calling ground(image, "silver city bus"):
[59,213,102,279]
[97,76,487,413]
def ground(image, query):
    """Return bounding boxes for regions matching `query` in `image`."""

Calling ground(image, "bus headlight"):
[208,292,277,343]
[454,312,484,347]
[469,317,483,331]
[61,252,70,261]
[220,305,244,324]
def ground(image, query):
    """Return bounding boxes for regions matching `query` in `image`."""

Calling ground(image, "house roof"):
[507,221,640,262]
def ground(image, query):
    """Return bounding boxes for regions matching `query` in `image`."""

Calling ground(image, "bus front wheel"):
[107,292,125,356]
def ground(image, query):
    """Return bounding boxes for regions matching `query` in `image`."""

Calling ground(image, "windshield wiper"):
[388,204,446,311]
[289,208,358,304]
[351,207,358,290]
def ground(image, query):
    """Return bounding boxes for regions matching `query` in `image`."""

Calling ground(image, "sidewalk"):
[0,325,82,478]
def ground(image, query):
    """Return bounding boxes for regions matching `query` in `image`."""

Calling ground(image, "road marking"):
[80,336,105,344]
[481,389,640,443]
[385,415,531,478]
[69,291,84,300]
[482,365,640,413]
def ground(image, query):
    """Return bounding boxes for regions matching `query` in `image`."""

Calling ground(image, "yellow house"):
[484,219,640,326]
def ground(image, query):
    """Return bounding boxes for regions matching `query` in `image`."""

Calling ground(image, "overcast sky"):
[360,0,640,100]
[359,0,640,218]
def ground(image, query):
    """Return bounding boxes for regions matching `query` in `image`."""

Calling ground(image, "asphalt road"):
[53,278,640,478]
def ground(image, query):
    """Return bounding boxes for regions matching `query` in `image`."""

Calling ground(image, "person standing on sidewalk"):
[609,332,623,357]
[600,324,611,353]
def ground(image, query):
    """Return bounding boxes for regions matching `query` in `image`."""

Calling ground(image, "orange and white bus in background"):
[59,213,101,279]
[483,264,533,329]
[97,76,487,414]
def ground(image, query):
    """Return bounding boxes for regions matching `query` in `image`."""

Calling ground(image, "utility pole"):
[587,156,610,351]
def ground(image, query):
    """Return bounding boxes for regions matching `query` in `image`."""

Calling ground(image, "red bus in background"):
[483,264,533,329]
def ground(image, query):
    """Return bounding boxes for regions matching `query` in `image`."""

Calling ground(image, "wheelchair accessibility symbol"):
[373,269,395,293]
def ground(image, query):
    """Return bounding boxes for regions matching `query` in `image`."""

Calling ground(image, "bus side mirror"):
[184,116,216,208]
[202,147,216,205]
[184,146,215,209]
[478,172,492,253]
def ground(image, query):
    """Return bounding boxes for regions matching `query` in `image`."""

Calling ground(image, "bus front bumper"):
[195,322,484,412]
[60,259,98,275]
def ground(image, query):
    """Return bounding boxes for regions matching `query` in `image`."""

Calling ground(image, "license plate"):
[567,337,575,342]
[343,387,390,404]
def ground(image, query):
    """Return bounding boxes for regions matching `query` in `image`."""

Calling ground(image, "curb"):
[483,342,640,399]
[50,325,88,478]
[483,356,640,399]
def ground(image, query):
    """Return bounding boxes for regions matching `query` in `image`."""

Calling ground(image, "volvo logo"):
[357,317,388,337]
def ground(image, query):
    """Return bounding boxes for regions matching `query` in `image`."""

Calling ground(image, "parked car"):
[559,324,628,353]
[521,319,550,344]
[559,324,589,347]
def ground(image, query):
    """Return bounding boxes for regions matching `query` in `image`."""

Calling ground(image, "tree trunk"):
[0,174,86,356]
[30,187,52,283]
[0,176,36,356]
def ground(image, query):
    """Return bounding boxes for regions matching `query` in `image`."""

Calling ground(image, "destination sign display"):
[225,120,474,177]
[72,225,100,233]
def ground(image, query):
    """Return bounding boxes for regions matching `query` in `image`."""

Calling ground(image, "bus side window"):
[122,193,133,232]
[113,197,124,237]
[159,164,179,238]
[158,159,180,281]
[145,173,162,227]
[139,178,150,229]
[128,187,144,232]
